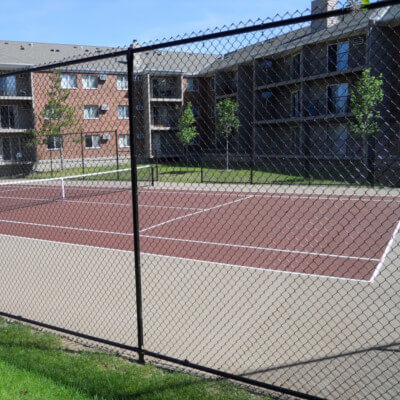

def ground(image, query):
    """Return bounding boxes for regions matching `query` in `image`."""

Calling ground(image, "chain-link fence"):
[1,1,400,399]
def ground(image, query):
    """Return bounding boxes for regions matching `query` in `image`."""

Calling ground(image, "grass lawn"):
[0,318,273,400]
[27,162,364,187]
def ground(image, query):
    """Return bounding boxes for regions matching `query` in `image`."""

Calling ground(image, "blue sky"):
[0,0,311,47]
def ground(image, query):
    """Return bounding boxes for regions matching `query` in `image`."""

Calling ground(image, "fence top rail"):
[1,0,399,79]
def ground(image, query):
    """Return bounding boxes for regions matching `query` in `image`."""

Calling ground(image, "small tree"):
[216,99,240,170]
[30,72,81,170]
[350,68,384,138]
[177,102,199,163]
[349,68,384,185]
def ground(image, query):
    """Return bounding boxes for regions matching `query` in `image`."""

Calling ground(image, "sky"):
[0,0,312,48]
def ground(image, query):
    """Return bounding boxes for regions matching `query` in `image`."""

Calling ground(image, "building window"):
[119,134,130,148]
[85,135,100,149]
[61,74,77,89]
[328,42,349,72]
[47,135,62,150]
[186,78,199,92]
[330,125,348,157]
[0,76,17,96]
[291,91,300,117]
[327,83,349,114]
[82,75,98,89]
[291,54,301,79]
[117,76,128,90]
[0,105,16,128]
[84,105,99,119]
[118,105,129,119]
[2,136,26,162]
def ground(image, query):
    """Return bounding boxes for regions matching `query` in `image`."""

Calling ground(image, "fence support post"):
[50,146,53,178]
[367,134,375,187]
[115,130,120,180]
[127,46,145,365]
[80,131,85,176]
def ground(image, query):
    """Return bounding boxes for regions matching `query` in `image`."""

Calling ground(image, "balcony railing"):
[151,115,178,128]
[151,87,180,99]
[0,88,32,97]
[0,109,33,130]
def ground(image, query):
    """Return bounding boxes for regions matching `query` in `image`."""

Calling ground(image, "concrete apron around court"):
[0,234,399,400]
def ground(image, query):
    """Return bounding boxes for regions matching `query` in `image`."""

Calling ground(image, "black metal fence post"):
[127,46,145,364]
[115,130,120,180]
[80,132,85,176]
[367,134,376,186]
[50,146,53,178]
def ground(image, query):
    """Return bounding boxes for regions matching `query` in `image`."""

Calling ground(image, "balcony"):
[0,75,32,98]
[215,71,237,97]
[151,77,181,100]
[0,107,33,132]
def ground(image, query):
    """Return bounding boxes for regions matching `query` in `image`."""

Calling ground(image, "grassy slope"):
[0,319,273,400]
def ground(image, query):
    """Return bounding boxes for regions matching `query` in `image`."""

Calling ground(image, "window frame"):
[327,83,349,114]
[85,135,101,149]
[60,74,77,89]
[83,105,99,120]
[119,134,131,148]
[327,41,349,72]
[118,105,129,119]
[186,78,199,92]
[117,75,128,90]
[82,75,99,90]
[46,135,62,150]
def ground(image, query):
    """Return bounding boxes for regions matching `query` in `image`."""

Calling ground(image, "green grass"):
[0,318,272,400]
[26,162,366,187]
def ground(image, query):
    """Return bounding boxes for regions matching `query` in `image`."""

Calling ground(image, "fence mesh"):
[1,1,400,399]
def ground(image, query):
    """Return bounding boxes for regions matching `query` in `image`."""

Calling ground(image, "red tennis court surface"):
[0,183,398,281]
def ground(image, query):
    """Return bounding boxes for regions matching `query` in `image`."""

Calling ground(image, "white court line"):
[0,219,132,237]
[0,217,378,262]
[0,195,203,211]
[0,233,373,283]
[139,195,255,233]
[370,220,400,283]
[140,234,379,262]
[139,187,400,203]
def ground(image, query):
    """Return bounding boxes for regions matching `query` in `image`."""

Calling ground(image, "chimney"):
[311,0,339,33]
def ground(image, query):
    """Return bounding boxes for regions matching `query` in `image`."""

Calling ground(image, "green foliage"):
[176,102,199,148]
[216,99,240,139]
[345,0,370,11]
[350,68,384,137]
[28,72,82,146]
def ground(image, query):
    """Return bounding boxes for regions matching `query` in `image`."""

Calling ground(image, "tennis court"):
[0,167,398,282]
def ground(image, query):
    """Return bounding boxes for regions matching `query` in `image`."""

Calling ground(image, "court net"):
[0,165,154,213]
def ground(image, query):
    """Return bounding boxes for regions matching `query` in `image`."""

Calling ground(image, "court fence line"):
[1,1,400,399]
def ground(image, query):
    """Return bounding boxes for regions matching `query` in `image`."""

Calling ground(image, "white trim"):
[370,220,400,283]
[139,195,254,233]
[140,234,379,263]
[0,233,374,283]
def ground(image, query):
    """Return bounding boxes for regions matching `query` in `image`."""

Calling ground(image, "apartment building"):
[0,42,217,172]
[195,0,400,175]
[1,0,400,177]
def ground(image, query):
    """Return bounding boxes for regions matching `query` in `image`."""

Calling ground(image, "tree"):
[29,72,82,170]
[176,102,199,162]
[349,68,384,185]
[216,99,240,170]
